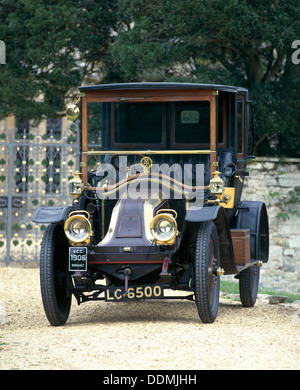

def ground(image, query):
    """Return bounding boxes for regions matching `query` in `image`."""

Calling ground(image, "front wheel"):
[40,223,71,326]
[194,221,220,323]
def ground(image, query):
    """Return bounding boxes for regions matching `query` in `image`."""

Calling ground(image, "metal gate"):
[0,124,79,264]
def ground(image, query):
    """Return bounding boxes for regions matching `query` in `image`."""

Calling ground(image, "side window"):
[174,101,210,144]
[87,102,103,146]
[237,97,244,154]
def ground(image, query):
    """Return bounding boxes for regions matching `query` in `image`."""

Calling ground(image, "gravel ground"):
[0,267,299,370]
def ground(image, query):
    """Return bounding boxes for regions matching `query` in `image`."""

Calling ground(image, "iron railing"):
[0,124,80,264]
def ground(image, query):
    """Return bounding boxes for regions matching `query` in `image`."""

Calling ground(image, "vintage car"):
[33,82,269,326]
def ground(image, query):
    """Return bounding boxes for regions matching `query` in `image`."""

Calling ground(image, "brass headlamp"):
[64,211,92,246]
[208,171,224,198]
[69,171,85,203]
[150,209,178,246]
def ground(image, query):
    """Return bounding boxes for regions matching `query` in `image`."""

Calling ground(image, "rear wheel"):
[194,221,220,323]
[40,223,71,326]
[239,264,260,307]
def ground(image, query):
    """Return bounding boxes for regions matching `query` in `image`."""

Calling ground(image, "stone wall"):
[241,157,300,294]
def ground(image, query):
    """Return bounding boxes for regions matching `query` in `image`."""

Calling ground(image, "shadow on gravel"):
[65,298,245,327]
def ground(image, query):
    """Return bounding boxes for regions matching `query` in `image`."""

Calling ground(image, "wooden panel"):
[210,95,217,178]
[231,229,250,266]
[85,88,214,101]
[81,97,88,184]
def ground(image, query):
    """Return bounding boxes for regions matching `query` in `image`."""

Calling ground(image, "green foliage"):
[110,0,300,157]
[0,0,119,122]
[0,0,299,157]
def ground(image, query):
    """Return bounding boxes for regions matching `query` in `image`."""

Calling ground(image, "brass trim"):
[83,150,215,155]
[141,156,153,173]
[208,170,224,197]
[90,172,206,193]
[144,193,163,243]
[101,200,105,240]
[68,210,90,219]
[216,267,225,276]
[95,177,192,198]
[69,171,85,203]
[156,209,177,219]
[220,187,235,209]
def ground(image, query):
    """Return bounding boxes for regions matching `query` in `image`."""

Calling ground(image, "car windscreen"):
[87,100,210,148]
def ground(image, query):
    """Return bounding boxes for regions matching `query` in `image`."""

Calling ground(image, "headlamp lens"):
[150,214,177,242]
[65,216,91,243]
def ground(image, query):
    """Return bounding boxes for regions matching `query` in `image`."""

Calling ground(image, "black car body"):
[33,83,269,325]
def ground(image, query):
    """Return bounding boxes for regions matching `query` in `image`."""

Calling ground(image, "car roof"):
[78,82,248,94]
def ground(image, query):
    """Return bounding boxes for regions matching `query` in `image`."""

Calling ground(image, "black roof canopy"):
[78,82,248,94]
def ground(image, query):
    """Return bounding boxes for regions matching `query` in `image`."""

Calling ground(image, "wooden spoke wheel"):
[40,223,71,326]
[194,221,220,323]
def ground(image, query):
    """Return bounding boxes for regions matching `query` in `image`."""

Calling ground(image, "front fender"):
[32,206,74,224]
[185,205,237,275]
[235,201,269,263]
[185,205,221,222]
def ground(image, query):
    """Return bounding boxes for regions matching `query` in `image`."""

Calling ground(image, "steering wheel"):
[221,162,237,177]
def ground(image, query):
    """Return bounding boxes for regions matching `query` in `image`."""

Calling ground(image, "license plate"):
[105,284,164,302]
[69,247,87,271]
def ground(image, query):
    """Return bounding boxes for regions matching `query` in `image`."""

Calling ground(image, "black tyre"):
[194,221,220,323]
[239,264,260,307]
[40,223,71,326]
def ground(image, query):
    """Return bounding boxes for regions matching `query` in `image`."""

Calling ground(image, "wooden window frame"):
[80,89,217,183]
[237,95,245,159]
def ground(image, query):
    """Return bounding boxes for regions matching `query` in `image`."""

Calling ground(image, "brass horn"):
[65,94,82,121]
[66,104,80,121]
